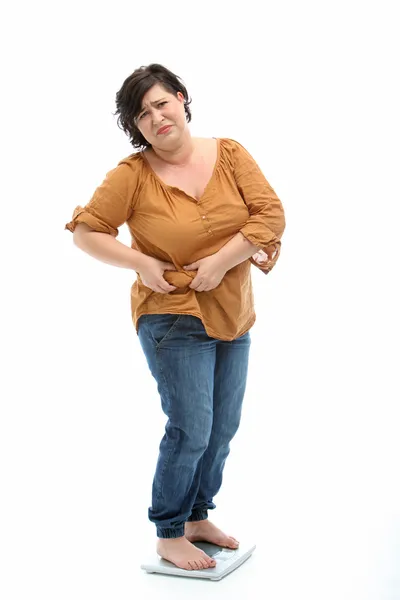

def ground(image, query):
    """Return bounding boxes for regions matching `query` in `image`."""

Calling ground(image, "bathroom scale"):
[141,539,256,580]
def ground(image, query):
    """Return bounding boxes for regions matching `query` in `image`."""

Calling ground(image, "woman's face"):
[135,83,186,147]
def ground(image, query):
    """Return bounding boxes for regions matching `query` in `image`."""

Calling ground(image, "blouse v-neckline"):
[140,137,221,203]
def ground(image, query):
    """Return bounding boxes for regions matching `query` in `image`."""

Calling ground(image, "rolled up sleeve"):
[232,140,286,273]
[64,162,138,237]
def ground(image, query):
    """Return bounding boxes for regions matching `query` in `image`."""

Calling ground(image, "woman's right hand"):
[137,255,177,294]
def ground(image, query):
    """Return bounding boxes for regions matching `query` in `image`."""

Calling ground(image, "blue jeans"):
[137,313,251,539]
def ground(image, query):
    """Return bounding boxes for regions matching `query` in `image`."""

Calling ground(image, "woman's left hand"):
[184,254,227,292]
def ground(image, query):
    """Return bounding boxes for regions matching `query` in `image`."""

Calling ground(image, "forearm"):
[73,226,145,271]
[216,232,259,271]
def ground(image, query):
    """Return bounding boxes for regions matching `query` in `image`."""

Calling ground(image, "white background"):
[1,1,399,598]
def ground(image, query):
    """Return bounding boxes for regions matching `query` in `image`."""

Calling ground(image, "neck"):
[151,133,197,167]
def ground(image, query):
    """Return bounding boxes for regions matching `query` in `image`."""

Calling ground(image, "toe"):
[199,558,208,569]
[203,553,216,567]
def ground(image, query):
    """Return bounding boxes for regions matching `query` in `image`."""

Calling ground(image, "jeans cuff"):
[156,525,185,539]
[187,508,208,522]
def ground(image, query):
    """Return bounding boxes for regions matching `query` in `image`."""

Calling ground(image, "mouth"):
[157,125,172,135]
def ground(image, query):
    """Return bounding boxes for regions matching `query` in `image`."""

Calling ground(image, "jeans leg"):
[188,331,251,520]
[138,314,217,539]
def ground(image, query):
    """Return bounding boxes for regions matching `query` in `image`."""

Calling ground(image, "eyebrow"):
[138,98,167,115]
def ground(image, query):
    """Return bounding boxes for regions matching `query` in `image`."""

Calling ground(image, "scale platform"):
[141,539,256,581]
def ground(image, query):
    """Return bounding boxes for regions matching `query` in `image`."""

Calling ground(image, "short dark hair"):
[113,63,192,151]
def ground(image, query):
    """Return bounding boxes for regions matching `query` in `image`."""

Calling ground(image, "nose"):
[152,108,166,126]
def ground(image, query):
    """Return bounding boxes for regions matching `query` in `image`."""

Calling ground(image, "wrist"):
[130,249,148,271]
[214,251,231,273]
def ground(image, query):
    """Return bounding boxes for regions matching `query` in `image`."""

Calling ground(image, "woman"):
[65,63,285,571]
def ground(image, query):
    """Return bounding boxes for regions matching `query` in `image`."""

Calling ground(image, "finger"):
[157,284,176,293]
[192,283,206,292]
[189,278,201,290]
[160,279,177,291]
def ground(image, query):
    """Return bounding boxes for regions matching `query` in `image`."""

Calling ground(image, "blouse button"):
[202,215,206,219]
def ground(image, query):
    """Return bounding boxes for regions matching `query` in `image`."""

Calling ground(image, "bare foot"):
[185,519,239,549]
[156,537,217,571]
